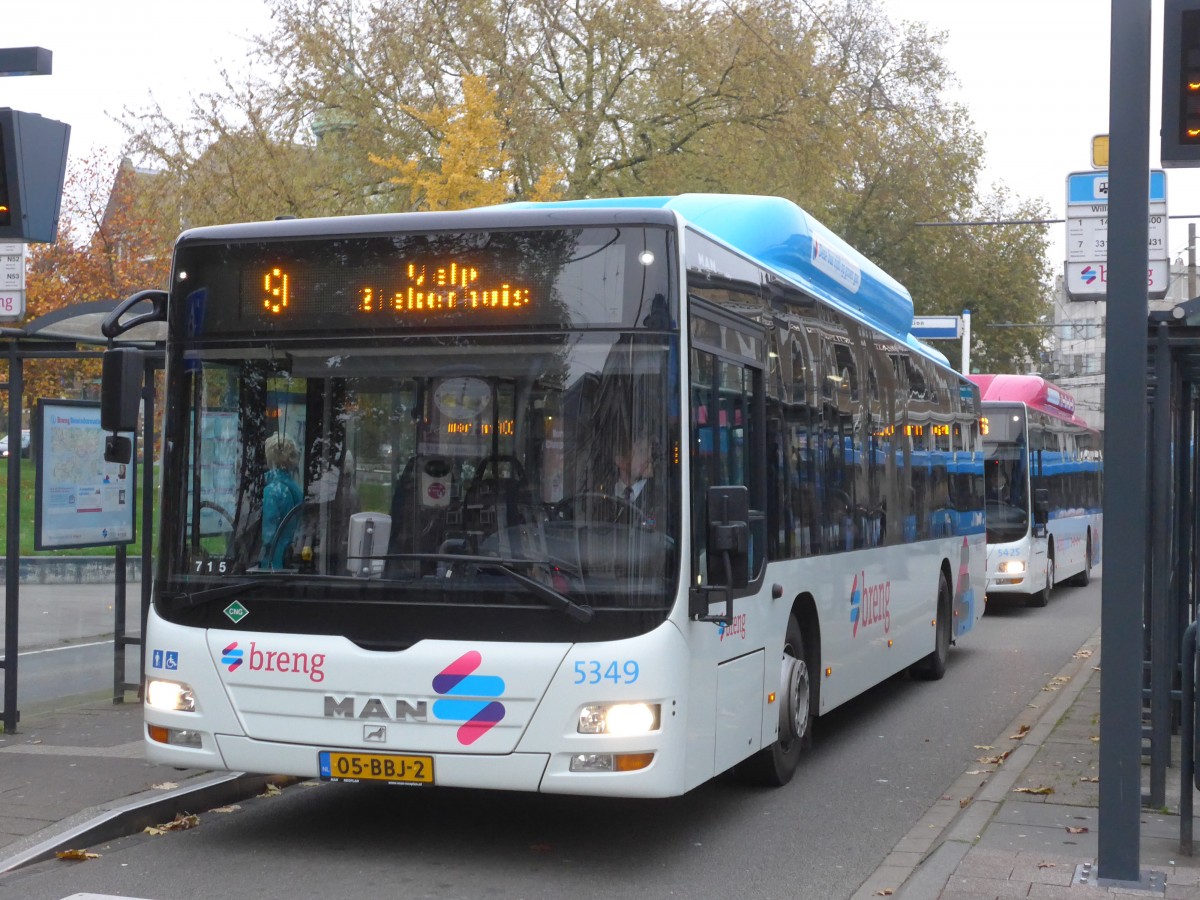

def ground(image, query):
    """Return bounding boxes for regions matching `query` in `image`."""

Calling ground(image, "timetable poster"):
[34,399,136,550]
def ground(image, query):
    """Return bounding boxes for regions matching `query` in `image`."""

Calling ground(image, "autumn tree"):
[116,0,1054,369]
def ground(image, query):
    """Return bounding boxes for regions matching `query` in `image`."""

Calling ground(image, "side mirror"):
[101,348,143,464]
[706,485,750,590]
[1033,488,1050,525]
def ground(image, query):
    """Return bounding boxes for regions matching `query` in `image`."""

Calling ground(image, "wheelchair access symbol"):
[151,649,179,671]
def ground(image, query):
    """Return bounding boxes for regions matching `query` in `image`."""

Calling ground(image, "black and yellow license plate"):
[318,750,434,785]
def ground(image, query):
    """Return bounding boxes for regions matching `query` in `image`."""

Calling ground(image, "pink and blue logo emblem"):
[432,651,506,745]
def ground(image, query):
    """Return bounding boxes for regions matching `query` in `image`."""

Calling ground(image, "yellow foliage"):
[371,74,561,210]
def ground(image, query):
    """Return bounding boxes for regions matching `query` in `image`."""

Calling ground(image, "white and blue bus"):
[102,193,985,797]
[968,374,1102,607]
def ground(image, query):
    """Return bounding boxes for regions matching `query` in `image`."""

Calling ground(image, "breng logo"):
[850,571,891,637]
[221,641,244,671]
[431,651,505,746]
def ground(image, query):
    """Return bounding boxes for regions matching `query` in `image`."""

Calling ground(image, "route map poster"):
[34,399,136,550]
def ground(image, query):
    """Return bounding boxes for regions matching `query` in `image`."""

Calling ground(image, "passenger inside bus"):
[261,434,303,569]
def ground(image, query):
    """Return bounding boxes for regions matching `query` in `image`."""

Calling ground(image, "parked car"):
[0,429,30,458]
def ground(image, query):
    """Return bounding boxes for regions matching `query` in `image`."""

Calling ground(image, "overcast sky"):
[5,0,1192,285]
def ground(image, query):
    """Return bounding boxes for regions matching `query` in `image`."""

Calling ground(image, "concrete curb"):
[0,771,289,876]
[850,626,1103,899]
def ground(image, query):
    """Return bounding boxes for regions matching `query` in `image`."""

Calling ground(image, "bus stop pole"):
[1097,0,1151,882]
[961,310,971,374]
[1,342,20,733]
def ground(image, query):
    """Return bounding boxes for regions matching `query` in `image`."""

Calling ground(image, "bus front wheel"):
[1069,535,1092,587]
[738,615,812,787]
[911,570,951,680]
[1028,554,1053,608]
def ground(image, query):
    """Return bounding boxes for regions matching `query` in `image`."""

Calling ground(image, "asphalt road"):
[0,575,1102,900]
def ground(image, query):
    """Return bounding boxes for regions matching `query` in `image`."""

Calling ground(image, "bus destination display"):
[245,259,535,322]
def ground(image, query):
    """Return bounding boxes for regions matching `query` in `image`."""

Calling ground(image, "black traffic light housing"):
[1163,0,1200,166]
[0,108,70,242]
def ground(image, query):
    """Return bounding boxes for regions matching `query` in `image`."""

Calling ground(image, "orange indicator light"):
[614,753,654,772]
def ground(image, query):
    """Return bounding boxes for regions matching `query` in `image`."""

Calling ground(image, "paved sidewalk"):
[855,629,1200,899]
[0,697,274,874]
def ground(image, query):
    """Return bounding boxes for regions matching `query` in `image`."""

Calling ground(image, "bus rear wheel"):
[911,570,951,680]
[737,615,812,787]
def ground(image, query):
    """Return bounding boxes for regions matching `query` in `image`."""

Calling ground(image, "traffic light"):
[1163,0,1200,166]
[0,108,70,242]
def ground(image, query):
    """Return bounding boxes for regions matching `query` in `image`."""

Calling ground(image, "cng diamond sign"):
[1065,170,1168,300]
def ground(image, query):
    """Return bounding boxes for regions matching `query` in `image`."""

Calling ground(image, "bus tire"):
[911,570,951,680]
[1028,554,1053,608]
[738,615,812,787]
[1069,535,1092,587]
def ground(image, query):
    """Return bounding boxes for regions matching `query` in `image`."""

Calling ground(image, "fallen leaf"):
[1089,736,1100,743]
[1080,776,1099,783]
[965,769,988,775]
[874,890,894,897]
[1037,861,1057,869]
[973,744,993,750]
[1066,826,1089,834]
[55,849,100,860]
[150,782,178,791]
[211,805,241,813]
[1014,786,1054,795]
[259,783,283,797]
[1009,724,1031,740]
[977,750,1012,765]
[959,798,972,808]
[145,812,200,835]
[1073,649,1093,659]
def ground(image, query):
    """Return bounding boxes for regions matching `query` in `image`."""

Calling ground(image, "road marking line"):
[16,639,115,657]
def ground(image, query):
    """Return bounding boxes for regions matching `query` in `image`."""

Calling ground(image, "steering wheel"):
[199,499,234,530]
[554,491,649,527]
[262,500,310,569]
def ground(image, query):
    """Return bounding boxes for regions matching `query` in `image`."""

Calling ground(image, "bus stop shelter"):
[0,298,163,733]
[1141,296,1200,851]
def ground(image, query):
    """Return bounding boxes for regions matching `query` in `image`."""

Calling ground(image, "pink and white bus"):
[968,374,1102,607]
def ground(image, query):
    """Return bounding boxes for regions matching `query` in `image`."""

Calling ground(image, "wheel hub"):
[780,653,810,742]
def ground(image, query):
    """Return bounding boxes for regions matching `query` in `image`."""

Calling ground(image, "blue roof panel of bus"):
[503,194,918,342]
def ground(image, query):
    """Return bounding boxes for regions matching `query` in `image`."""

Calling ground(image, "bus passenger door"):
[688,301,767,607]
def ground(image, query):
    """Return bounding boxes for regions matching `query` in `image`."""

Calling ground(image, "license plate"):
[318,750,434,785]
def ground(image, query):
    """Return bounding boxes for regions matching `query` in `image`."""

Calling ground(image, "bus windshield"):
[983,421,1029,544]
[160,335,679,642]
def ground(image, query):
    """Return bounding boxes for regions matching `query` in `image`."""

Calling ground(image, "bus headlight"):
[146,678,196,712]
[578,702,660,735]
[998,560,1026,575]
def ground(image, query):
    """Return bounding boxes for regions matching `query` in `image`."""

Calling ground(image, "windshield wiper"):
[381,553,595,623]
[163,576,290,608]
